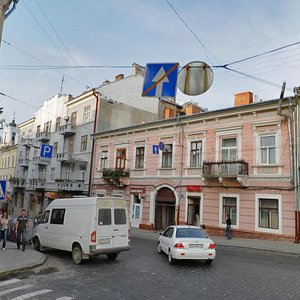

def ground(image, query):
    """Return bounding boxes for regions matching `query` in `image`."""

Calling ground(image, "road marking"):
[0,278,22,287]
[0,285,33,296]
[11,289,52,300]
[56,297,75,300]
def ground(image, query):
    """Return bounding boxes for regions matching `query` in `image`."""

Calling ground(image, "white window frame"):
[221,138,237,161]
[219,193,240,229]
[83,105,91,123]
[100,150,108,170]
[258,134,277,165]
[215,127,242,161]
[160,143,174,168]
[255,194,282,234]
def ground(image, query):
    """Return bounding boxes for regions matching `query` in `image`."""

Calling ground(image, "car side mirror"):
[159,232,162,236]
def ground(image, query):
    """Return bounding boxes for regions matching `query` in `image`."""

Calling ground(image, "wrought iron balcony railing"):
[202,160,249,178]
[102,168,130,179]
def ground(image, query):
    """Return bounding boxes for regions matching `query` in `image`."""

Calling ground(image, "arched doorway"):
[155,187,176,230]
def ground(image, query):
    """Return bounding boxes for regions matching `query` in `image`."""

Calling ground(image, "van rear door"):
[97,208,114,250]
[113,208,128,248]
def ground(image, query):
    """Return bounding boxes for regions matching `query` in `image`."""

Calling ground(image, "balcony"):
[55,179,86,191]
[56,152,86,164]
[102,168,130,186]
[9,177,26,189]
[59,123,76,136]
[36,131,50,142]
[33,156,51,166]
[18,158,29,167]
[20,138,34,147]
[202,160,249,186]
[28,178,46,190]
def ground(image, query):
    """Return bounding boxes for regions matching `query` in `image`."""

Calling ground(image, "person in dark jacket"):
[225,214,232,239]
[15,209,29,251]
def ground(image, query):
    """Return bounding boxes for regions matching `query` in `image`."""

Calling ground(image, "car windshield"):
[175,228,208,239]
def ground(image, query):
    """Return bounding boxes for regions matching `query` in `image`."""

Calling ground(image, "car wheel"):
[72,245,83,265]
[33,237,41,252]
[107,253,118,260]
[157,242,162,254]
[168,250,175,265]
[205,259,213,265]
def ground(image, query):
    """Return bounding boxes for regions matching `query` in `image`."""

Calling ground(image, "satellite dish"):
[177,61,214,96]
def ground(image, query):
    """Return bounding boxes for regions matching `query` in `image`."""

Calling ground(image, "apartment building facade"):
[92,93,298,241]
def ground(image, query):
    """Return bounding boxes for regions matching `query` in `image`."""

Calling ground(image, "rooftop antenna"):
[59,75,65,95]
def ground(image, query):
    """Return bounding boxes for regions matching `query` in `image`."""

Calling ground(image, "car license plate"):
[99,238,111,244]
[189,244,204,249]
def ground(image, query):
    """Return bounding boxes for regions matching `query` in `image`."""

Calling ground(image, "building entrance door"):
[131,195,142,228]
[187,196,201,226]
[155,187,176,230]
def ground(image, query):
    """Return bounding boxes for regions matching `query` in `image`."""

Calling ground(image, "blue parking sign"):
[0,180,6,201]
[40,144,53,158]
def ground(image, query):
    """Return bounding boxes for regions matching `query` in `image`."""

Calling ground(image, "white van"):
[32,197,130,264]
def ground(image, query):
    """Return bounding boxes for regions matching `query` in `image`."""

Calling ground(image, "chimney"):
[115,74,124,81]
[132,63,145,76]
[234,92,253,107]
[102,80,111,85]
[182,102,202,115]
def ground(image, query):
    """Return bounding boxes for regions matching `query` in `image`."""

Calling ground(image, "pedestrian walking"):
[225,214,232,239]
[15,209,29,251]
[0,211,8,250]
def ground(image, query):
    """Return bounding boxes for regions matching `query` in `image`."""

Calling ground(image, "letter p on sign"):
[40,144,53,158]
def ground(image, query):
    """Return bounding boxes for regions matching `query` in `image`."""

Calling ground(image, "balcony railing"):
[55,180,86,191]
[59,123,76,136]
[20,138,34,147]
[18,158,29,167]
[202,160,249,178]
[33,156,51,166]
[9,177,26,188]
[36,131,50,142]
[28,178,46,189]
[102,168,130,179]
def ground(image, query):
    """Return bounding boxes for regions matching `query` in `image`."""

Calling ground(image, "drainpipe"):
[277,81,294,187]
[88,89,99,196]
[176,117,184,225]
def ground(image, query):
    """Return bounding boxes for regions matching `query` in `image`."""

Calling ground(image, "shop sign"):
[186,185,202,192]
[130,188,146,195]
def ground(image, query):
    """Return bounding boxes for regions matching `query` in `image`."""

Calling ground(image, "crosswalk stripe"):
[0,285,33,296]
[0,278,22,287]
[56,297,74,300]
[10,289,52,300]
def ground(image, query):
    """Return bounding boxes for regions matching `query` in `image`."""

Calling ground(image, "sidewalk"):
[131,227,300,256]
[1,229,300,277]
[0,241,46,277]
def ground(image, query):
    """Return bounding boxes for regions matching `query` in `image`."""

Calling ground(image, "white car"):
[157,225,216,265]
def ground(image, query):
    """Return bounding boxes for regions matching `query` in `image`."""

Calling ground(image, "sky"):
[1,0,300,125]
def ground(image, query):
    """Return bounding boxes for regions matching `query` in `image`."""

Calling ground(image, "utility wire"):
[21,0,88,88]
[34,0,91,89]
[166,0,220,66]
[1,39,88,87]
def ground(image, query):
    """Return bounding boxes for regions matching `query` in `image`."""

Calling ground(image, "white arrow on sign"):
[152,67,169,97]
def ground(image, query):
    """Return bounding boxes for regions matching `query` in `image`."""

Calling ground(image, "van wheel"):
[107,253,118,260]
[72,246,83,265]
[33,237,41,252]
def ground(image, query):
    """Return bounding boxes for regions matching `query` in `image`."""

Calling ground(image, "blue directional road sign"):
[142,63,179,98]
[40,144,53,158]
[153,145,159,154]
[0,180,7,201]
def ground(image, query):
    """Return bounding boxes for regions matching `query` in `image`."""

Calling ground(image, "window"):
[71,111,77,125]
[55,117,61,131]
[50,209,65,225]
[116,148,126,170]
[53,142,58,156]
[114,209,126,225]
[190,141,202,167]
[161,144,173,168]
[83,105,91,123]
[260,135,276,164]
[221,138,237,161]
[79,166,86,181]
[98,209,111,225]
[135,147,145,169]
[100,151,108,170]
[259,198,279,229]
[41,210,50,223]
[50,167,55,181]
[222,197,237,225]
[36,125,41,134]
[163,227,174,238]
[69,138,74,155]
[44,121,52,133]
[80,135,88,152]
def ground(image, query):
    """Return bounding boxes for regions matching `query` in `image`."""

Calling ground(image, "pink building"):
[92,93,297,241]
